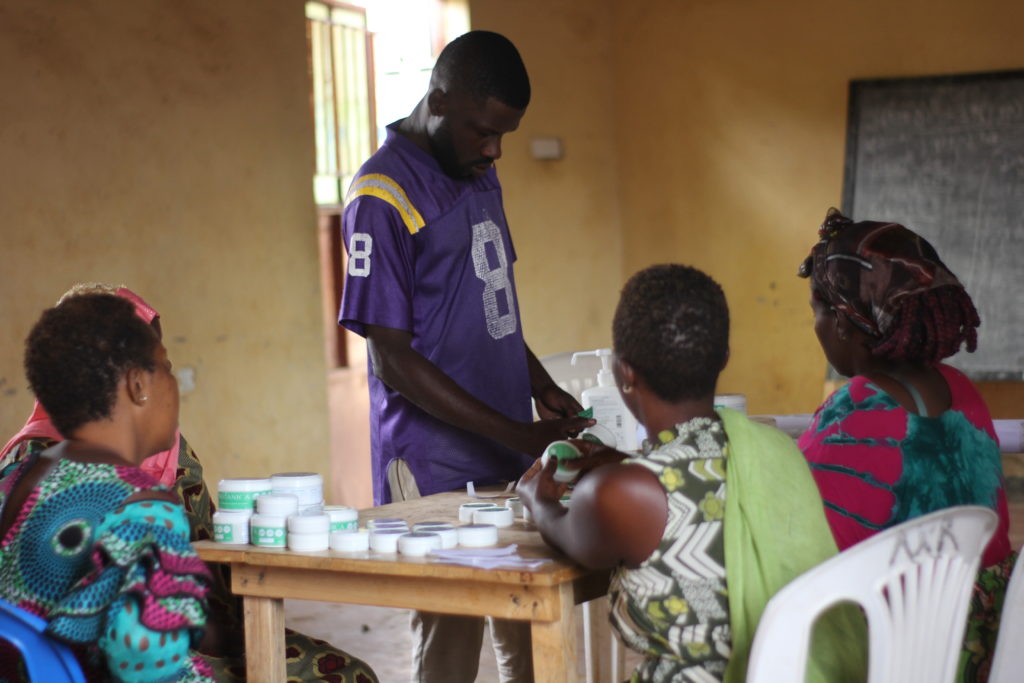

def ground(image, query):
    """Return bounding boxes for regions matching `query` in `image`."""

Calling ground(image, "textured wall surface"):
[0,0,330,490]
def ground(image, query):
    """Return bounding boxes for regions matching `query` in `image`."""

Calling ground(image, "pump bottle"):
[571,348,640,452]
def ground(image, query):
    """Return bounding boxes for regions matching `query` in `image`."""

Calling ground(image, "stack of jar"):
[214,472,357,553]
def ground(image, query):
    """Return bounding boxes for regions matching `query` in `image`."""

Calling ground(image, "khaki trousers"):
[387,459,534,683]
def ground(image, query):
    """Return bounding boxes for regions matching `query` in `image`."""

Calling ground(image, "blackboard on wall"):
[842,70,1024,380]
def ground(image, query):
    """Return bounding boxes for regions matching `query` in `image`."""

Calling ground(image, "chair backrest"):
[988,545,1024,683]
[746,505,998,683]
[0,598,86,683]
[539,351,604,403]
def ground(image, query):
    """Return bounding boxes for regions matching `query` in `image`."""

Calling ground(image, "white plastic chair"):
[539,350,602,404]
[539,350,625,683]
[746,505,998,683]
[988,545,1024,683]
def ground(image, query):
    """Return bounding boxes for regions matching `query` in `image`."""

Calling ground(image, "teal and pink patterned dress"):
[0,453,214,682]
[798,363,1013,681]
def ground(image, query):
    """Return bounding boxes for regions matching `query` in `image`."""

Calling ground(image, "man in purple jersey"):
[339,31,592,683]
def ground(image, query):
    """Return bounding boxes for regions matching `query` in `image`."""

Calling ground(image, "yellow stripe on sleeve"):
[347,173,426,235]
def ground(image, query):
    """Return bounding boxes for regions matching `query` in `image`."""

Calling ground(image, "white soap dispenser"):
[571,349,640,452]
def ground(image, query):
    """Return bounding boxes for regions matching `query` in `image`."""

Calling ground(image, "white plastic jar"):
[473,506,514,527]
[458,502,495,523]
[213,509,251,544]
[457,524,499,547]
[217,478,272,511]
[369,529,405,553]
[504,497,524,518]
[331,529,370,552]
[270,472,324,508]
[250,513,288,547]
[324,505,359,533]
[288,532,329,552]
[256,493,299,518]
[287,513,331,535]
[398,532,442,556]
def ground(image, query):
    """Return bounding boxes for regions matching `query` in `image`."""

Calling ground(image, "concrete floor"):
[283,600,610,682]
[285,502,1024,683]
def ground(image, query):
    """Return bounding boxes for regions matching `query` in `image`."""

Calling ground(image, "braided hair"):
[799,208,980,366]
[871,287,980,364]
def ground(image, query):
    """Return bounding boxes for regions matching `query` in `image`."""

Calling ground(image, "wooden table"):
[194,490,610,683]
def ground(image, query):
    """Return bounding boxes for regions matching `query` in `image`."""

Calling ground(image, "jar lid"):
[331,530,370,552]
[218,477,272,491]
[270,472,323,488]
[256,493,299,516]
[457,524,498,547]
[398,532,442,556]
[324,506,358,522]
[287,513,330,534]
[473,507,514,527]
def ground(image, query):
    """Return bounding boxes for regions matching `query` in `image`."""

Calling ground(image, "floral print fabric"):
[609,416,731,682]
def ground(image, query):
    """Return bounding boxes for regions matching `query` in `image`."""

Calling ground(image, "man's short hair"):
[433,30,530,109]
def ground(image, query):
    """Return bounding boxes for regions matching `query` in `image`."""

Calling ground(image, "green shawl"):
[719,408,867,682]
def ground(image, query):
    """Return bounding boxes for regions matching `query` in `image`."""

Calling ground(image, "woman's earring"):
[139,396,148,403]
[621,384,633,394]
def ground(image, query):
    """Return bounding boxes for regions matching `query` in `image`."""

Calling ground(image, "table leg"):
[243,595,285,683]
[531,582,577,683]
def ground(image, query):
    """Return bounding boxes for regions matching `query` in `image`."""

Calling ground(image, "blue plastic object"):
[0,597,85,683]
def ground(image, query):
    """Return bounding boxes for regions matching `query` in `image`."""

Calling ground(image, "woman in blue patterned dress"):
[0,293,214,682]
[517,264,865,683]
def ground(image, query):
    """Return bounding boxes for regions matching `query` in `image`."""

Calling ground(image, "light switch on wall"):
[175,366,196,395]
[530,137,564,160]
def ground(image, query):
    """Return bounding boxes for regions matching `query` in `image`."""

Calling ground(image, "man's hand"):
[504,415,595,458]
[533,383,584,420]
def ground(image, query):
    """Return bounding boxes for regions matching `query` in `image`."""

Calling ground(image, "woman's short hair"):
[798,208,980,364]
[613,264,729,402]
[24,293,158,437]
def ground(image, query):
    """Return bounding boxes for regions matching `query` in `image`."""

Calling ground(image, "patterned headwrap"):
[797,208,966,339]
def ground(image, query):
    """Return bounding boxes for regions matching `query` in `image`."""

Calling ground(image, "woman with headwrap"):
[1,284,378,683]
[797,208,1013,681]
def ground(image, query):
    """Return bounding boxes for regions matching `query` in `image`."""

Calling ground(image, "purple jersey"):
[340,125,534,504]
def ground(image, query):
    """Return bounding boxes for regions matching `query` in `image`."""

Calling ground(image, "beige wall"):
[469,1,624,357]
[473,0,1024,417]
[2,0,1021,510]
[0,0,330,491]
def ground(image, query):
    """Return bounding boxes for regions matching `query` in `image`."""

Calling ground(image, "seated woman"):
[1,284,379,683]
[516,264,865,682]
[796,208,1013,680]
[0,293,214,681]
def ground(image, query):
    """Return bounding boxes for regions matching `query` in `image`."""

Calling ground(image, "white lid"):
[459,502,495,522]
[367,517,406,529]
[324,506,358,522]
[218,477,272,491]
[331,530,370,552]
[431,526,458,549]
[256,493,300,516]
[369,528,405,553]
[287,513,330,534]
[288,532,329,552]
[473,507,514,527]
[412,521,454,531]
[397,532,442,556]
[250,512,288,526]
[270,472,323,488]
[457,524,499,547]
[213,509,253,519]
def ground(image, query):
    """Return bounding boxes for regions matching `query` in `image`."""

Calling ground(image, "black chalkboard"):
[842,70,1024,380]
